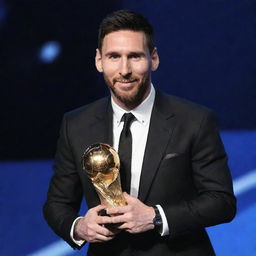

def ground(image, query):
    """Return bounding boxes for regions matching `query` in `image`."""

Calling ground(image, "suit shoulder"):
[63,96,110,123]
[158,92,214,117]
[156,92,220,138]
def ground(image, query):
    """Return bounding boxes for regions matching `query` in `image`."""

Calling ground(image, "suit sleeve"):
[43,115,84,249]
[162,110,236,237]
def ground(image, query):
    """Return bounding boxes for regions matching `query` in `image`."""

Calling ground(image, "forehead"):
[101,30,148,53]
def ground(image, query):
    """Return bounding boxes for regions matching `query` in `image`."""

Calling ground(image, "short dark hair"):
[98,10,155,53]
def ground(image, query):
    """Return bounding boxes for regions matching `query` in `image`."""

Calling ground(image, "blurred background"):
[1,0,255,255]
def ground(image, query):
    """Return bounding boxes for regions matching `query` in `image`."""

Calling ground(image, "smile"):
[115,80,137,86]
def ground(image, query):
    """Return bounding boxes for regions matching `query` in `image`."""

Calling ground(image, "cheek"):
[133,62,151,76]
[102,65,117,78]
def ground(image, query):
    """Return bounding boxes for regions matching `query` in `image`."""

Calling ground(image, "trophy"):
[82,143,126,208]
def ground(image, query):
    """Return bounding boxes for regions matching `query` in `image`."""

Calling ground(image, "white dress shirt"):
[71,85,169,245]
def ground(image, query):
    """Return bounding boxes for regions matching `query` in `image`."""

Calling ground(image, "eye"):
[109,54,120,59]
[129,53,141,59]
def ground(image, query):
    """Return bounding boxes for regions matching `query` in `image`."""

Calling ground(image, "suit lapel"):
[89,98,113,147]
[83,98,113,207]
[138,91,175,202]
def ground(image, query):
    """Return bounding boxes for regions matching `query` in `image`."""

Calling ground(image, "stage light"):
[0,2,7,23]
[39,41,61,63]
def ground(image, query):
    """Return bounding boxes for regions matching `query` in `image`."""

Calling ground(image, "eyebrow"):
[105,51,119,57]
[128,51,146,57]
[104,51,146,57]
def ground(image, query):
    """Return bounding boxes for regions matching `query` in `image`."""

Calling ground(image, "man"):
[43,10,236,256]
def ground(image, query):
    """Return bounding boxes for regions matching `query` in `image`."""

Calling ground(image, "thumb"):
[94,204,106,213]
[123,192,135,203]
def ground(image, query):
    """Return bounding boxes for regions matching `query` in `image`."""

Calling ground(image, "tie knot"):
[121,113,135,134]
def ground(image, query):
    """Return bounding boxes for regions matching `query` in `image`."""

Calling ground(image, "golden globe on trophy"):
[82,143,126,208]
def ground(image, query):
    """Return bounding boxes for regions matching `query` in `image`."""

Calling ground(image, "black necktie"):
[118,113,135,193]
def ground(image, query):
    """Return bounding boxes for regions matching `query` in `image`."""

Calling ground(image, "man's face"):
[95,30,159,110]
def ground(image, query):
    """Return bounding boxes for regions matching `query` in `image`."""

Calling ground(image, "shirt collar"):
[111,84,155,127]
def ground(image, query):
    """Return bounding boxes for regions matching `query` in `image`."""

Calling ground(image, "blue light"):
[39,41,61,63]
[0,2,7,23]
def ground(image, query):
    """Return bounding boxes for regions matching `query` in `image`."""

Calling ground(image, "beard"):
[103,74,151,110]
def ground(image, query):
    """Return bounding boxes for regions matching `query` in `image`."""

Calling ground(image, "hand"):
[107,193,155,234]
[74,205,116,243]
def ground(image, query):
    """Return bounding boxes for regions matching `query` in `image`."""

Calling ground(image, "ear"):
[95,49,103,72]
[151,47,160,71]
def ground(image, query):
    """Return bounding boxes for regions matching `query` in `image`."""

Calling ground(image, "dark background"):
[1,0,256,159]
[1,1,256,256]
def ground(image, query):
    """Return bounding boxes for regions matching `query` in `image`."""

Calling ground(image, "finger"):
[86,205,105,217]
[98,215,113,225]
[123,192,137,203]
[94,223,114,237]
[94,204,106,213]
[107,205,130,215]
[95,228,116,241]
[109,214,127,224]
[89,235,113,243]
[123,192,129,198]
[115,222,129,230]
[93,234,115,242]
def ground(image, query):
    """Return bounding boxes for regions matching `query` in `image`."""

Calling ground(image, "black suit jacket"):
[43,91,236,256]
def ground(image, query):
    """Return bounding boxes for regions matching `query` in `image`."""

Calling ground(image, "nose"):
[119,58,131,77]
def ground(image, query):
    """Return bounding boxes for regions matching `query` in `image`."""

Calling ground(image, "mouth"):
[114,79,138,87]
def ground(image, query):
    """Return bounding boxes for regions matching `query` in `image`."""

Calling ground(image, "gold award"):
[82,143,126,207]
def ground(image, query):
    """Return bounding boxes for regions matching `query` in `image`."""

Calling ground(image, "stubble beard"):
[104,74,151,110]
